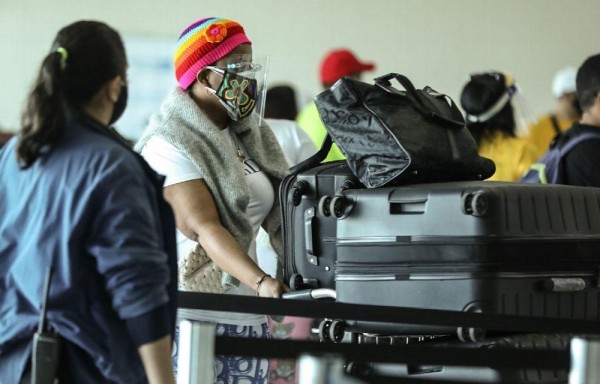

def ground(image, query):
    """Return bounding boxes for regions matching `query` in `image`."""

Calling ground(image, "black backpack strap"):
[549,114,561,135]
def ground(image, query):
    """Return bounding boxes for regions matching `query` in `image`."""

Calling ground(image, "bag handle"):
[375,73,464,126]
[374,73,419,99]
[375,73,439,119]
[289,133,333,174]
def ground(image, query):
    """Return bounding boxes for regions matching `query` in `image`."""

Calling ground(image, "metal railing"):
[176,292,600,384]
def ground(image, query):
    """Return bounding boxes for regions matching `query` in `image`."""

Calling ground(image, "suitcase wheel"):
[329,320,346,343]
[318,195,332,217]
[330,196,347,219]
[344,362,372,376]
[456,302,487,342]
[461,192,489,217]
[289,274,305,291]
[291,181,309,206]
[318,319,332,342]
[338,179,358,194]
[457,325,486,343]
[318,319,346,343]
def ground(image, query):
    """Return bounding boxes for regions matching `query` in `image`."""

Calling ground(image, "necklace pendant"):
[236,148,245,162]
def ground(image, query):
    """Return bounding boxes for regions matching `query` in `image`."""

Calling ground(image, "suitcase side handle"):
[539,278,587,292]
[304,207,318,266]
[388,190,428,215]
[390,199,427,214]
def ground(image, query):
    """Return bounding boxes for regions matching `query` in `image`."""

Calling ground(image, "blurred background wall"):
[1,0,597,139]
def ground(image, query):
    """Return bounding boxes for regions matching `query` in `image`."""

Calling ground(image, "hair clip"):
[56,47,68,69]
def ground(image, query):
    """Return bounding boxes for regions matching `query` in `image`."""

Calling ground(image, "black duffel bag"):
[313,73,495,188]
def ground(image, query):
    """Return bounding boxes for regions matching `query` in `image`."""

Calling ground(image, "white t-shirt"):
[256,119,317,277]
[141,128,274,325]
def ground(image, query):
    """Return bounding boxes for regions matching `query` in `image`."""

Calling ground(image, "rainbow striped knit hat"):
[174,17,252,89]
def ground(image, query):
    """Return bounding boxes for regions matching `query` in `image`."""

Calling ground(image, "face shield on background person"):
[508,81,535,137]
[465,72,534,137]
[203,53,270,124]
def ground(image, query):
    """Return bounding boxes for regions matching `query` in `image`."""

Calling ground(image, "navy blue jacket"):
[0,113,177,383]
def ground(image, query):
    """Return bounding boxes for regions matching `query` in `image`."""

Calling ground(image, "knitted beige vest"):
[135,88,289,292]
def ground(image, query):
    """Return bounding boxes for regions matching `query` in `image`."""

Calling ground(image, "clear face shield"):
[508,84,534,137]
[204,53,270,124]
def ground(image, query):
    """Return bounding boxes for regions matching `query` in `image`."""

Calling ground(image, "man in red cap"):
[297,48,375,161]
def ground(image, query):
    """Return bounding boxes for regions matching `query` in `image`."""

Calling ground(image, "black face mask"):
[109,85,128,125]
[206,69,258,121]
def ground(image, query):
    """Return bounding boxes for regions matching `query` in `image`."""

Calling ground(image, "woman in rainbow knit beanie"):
[136,17,290,383]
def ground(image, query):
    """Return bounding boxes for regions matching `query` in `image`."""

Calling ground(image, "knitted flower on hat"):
[204,23,227,43]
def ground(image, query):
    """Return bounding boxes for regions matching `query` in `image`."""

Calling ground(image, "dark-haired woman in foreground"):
[0,20,176,383]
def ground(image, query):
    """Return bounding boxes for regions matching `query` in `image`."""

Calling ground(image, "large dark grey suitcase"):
[279,161,361,289]
[332,181,600,335]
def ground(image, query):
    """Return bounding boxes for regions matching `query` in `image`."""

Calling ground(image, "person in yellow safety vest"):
[296,49,375,162]
[527,66,582,154]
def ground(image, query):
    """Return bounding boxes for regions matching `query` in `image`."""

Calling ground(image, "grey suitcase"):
[279,161,361,289]
[331,181,600,336]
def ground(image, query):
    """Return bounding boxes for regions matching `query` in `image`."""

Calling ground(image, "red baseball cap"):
[320,49,375,85]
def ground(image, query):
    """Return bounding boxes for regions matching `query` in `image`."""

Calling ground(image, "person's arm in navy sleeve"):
[86,154,174,383]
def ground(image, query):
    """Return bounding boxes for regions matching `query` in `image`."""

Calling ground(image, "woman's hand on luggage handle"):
[257,276,290,298]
